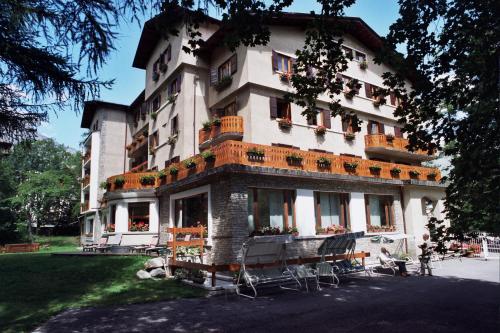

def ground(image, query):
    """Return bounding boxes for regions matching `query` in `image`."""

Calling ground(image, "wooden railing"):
[107,171,159,191]
[127,136,148,157]
[199,116,244,144]
[106,140,441,192]
[83,151,91,164]
[129,161,148,173]
[167,226,205,261]
[364,134,433,156]
[81,175,90,188]
[81,201,90,213]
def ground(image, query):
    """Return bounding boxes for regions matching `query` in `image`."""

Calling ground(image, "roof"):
[132,8,220,69]
[81,101,129,128]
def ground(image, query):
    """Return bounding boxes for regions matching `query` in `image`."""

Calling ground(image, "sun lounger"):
[83,236,107,252]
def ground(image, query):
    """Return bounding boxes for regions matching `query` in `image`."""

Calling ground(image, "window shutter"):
[209,68,218,86]
[272,50,278,72]
[390,92,396,106]
[394,127,402,138]
[364,82,372,98]
[367,120,373,134]
[269,97,278,119]
[322,109,331,128]
[230,54,237,74]
[379,123,385,134]
[176,74,182,93]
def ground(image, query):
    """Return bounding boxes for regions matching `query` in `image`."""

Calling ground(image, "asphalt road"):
[36,259,500,333]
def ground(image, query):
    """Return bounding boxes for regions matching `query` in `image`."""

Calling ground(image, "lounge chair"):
[103,233,122,252]
[133,235,158,253]
[83,236,107,252]
[378,252,397,275]
[236,235,301,299]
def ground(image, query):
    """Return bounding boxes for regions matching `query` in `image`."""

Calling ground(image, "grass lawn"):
[0,253,206,333]
[34,235,80,253]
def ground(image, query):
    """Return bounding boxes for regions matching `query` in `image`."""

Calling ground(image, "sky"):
[39,0,400,150]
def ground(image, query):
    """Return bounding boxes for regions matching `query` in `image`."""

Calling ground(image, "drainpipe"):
[399,185,409,253]
[193,72,198,156]
[123,114,128,173]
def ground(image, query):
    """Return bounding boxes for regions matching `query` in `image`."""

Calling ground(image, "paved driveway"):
[36,259,499,333]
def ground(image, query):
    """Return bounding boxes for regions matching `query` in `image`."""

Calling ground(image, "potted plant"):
[285,226,299,237]
[152,71,160,81]
[214,76,232,92]
[139,175,156,186]
[390,167,402,176]
[159,63,168,73]
[169,166,179,175]
[286,152,303,165]
[157,171,166,180]
[386,133,395,142]
[114,176,125,187]
[246,147,265,161]
[278,118,292,129]
[344,132,356,141]
[317,156,331,168]
[183,158,197,169]
[167,93,177,105]
[344,161,358,171]
[202,121,212,131]
[106,224,115,233]
[369,165,382,174]
[359,60,368,70]
[314,125,327,136]
[211,117,222,127]
[99,181,110,190]
[409,170,421,178]
[167,135,177,145]
[201,150,216,162]
[427,171,437,180]
[151,112,158,121]
[279,72,291,82]
[149,147,156,156]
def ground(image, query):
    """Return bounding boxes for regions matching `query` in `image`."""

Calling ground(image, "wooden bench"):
[4,243,40,253]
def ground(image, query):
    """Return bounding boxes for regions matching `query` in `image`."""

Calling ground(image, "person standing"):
[418,234,433,276]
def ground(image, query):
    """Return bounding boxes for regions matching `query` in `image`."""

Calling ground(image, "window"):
[211,54,237,84]
[365,195,394,228]
[85,218,94,235]
[152,95,161,112]
[394,127,403,138]
[342,115,359,133]
[128,202,150,232]
[171,115,178,136]
[269,97,291,120]
[222,102,237,116]
[342,75,360,95]
[367,120,385,135]
[152,60,159,80]
[168,75,181,96]
[174,193,208,228]
[247,188,295,234]
[307,112,318,126]
[315,192,350,231]
[389,92,400,106]
[342,46,353,59]
[166,44,172,62]
[150,131,159,148]
[354,51,366,62]
[272,51,294,73]
[364,83,384,100]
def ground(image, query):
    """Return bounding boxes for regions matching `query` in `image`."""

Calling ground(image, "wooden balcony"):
[82,151,91,165]
[107,172,159,192]
[199,116,244,148]
[81,175,90,189]
[106,140,441,193]
[364,134,435,161]
[81,200,90,213]
[126,135,148,158]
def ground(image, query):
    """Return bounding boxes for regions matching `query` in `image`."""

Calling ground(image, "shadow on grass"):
[0,254,205,333]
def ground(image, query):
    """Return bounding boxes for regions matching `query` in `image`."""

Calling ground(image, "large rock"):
[144,257,165,270]
[136,270,151,279]
[150,268,166,278]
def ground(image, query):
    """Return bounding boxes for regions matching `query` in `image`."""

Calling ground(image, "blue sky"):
[40,0,400,150]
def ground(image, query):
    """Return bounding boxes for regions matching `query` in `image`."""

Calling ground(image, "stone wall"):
[159,172,413,265]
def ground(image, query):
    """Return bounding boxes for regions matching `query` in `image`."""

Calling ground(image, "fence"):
[461,235,500,260]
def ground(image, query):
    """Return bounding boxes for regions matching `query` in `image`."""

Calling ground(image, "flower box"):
[344,132,356,141]
[286,153,303,165]
[368,225,395,233]
[369,165,382,174]
[316,157,331,169]
[139,175,156,186]
[157,171,166,180]
[278,118,292,130]
[201,150,216,162]
[169,166,179,175]
[279,72,291,83]
[214,76,232,92]
[386,134,395,142]
[246,147,265,161]
[409,170,421,178]
[183,159,197,169]
[211,118,221,127]
[359,60,368,70]
[167,135,177,145]
[314,125,327,136]
[202,121,212,131]
[427,172,437,180]
[343,161,358,171]
[167,93,177,105]
[114,176,125,187]
[390,167,402,176]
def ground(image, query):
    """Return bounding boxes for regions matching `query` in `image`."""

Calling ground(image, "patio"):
[35,258,499,332]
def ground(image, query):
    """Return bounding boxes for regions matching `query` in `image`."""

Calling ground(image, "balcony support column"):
[115,202,129,232]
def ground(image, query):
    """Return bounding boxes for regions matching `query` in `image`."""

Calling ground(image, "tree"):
[0,138,81,242]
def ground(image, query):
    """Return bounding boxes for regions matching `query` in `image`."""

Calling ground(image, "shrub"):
[174,268,189,281]
[211,118,221,126]
[202,121,212,131]
[99,181,110,190]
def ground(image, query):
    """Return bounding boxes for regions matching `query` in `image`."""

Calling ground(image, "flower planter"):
[343,162,358,172]
[214,76,232,92]
[344,90,356,100]
[286,154,303,166]
[344,132,356,141]
[246,151,265,162]
[315,126,327,136]
[278,119,292,130]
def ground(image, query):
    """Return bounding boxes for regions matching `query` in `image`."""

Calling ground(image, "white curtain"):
[247,190,254,233]
[268,190,283,230]
[369,195,382,226]
[320,193,340,228]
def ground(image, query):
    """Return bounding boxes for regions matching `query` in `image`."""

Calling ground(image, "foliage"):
[183,159,197,169]
[369,165,382,172]
[390,167,401,174]
[317,156,331,166]
[139,175,155,185]
[409,170,420,177]
[114,176,125,187]
[99,181,110,190]
[211,117,222,126]
[157,171,166,179]
[285,153,303,163]
[246,147,265,157]
[169,166,179,175]
[202,121,212,131]
[314,125,327,135]
[0,254,204,333]
[343,161,358,170]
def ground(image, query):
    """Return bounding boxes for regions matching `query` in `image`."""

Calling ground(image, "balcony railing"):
[129,161,148,173]
[199,116,244,146]
[81,200,90,213]
[365,134,434,160]
[107,172,159,192]
[106,140,441,192]
[126,135,148,157]
[81,175,90,188]
[82,151,91,164]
